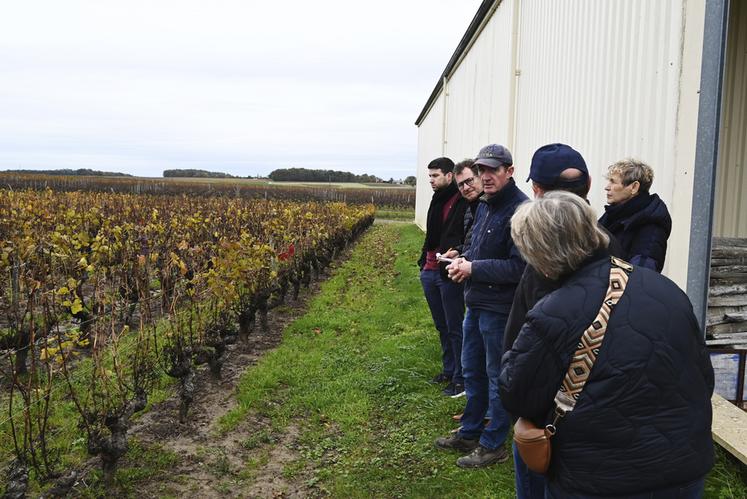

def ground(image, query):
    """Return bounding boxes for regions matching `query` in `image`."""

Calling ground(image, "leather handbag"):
[513,415,555,473]
[512,257,633,474]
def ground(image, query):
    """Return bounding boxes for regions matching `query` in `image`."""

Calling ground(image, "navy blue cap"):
[474,144,513,169]
[527,143,588,185]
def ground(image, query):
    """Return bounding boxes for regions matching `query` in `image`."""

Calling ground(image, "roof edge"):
[414,0,500,126]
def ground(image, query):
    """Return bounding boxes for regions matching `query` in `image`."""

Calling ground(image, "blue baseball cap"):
[474,144,513,169]
[527,143,588,185]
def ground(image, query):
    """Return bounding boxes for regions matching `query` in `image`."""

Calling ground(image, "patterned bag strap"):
[549,256,633,429]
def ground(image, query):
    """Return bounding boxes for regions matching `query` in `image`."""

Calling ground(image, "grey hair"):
[511,191,609,280]
[607,158,654,194]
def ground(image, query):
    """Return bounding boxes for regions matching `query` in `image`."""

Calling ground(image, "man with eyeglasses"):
[418,157,469,398]
[444,159,484,259]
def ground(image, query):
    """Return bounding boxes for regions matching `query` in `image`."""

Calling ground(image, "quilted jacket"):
[598,192,672,272]
[462,178,527,312]
[499,251,714,496]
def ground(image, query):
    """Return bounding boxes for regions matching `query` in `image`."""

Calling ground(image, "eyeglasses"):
[457,176,476,190]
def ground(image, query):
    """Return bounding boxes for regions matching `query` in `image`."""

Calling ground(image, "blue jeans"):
[545,477,705,498]
[420,270,464,384]
[458,307,510,450]
[513,441,545,499]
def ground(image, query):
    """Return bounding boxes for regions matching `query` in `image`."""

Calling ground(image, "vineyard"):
[0,173,415,210]
[0,188,374,495]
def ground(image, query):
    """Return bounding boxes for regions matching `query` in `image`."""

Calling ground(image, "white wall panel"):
[714,0,747,237]
[512,0,698,284]
[444,0,515,162]
[414,93,445,229]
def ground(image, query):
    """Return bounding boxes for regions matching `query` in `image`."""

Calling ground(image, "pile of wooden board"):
[707,237,747,347]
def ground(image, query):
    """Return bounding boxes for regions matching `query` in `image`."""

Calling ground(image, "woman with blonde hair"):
[499,191,713,498]
[599,159,671,272]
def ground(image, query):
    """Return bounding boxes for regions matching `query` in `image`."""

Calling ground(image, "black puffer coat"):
[599,192,671,272]
[499,251,714,496]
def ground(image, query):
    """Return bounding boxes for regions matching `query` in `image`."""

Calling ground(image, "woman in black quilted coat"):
[598,159,672,272]
[499,192,713,498]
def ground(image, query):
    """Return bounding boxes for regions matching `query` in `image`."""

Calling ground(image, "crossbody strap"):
[550,256,633,426]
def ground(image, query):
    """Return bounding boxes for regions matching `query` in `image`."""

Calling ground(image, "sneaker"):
[435,433,480,453]
[442,382,465,398]
[456,445,509,468]
[430,373,450,384]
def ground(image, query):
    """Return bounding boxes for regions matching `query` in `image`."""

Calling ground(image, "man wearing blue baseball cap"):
[435,143,528,469]
[500,143,621,498]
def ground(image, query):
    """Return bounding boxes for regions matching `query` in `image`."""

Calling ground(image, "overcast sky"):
[0,1,482,179]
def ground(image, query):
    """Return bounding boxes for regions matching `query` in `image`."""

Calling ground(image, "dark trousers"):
[420,269,464,384]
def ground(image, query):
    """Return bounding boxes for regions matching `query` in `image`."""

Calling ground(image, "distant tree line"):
[268,168,382,183]
[163,169,237,179]
[3,169,132,177]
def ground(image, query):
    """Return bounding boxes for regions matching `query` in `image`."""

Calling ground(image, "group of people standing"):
[419,143,715,498]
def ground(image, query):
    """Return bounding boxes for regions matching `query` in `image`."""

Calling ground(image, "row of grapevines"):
[0,172,416,209]
[0,188,374,491]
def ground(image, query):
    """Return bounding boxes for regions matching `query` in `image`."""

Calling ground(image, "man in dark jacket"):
[434,144,527,468]
[504,144,624,355]
[419,157,468,396]
[502,143,623,498]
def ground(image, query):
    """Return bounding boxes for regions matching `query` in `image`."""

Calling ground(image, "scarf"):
[600,192,652,229]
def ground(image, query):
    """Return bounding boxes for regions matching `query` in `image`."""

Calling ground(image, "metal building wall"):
[714,0,747,238]
[414,93,445,229]
[512,0,696,284]
[414,1,516,228]
[443,1,515,161]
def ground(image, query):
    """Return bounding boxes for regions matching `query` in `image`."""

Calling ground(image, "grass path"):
[215,223,514,497]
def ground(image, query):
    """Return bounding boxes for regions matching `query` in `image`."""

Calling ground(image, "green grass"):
[79,440,180,498]
[219,223,514,497]
[220,222,747,498]
[375,208,415,221]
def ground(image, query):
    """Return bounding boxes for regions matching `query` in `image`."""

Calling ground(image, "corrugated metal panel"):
[513,0,688,279]
[514,0,682,207]
[414,93,445,229]
[443,0,515,160]
[714,0,747,237]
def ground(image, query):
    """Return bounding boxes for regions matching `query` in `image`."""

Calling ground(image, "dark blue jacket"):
[499,252,714,496]
[598,193,671,272]
[463,178,527,312]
